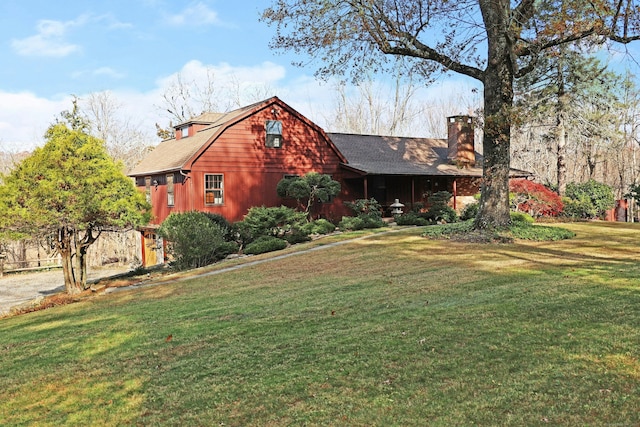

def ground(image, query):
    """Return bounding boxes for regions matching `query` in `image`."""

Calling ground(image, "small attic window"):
[265,120,282,148]
[180,126,189,138]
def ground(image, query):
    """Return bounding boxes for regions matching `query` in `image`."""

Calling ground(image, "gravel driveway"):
[0,266,130,316]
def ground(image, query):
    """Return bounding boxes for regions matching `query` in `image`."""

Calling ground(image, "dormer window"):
[180,126,189,138]
[265,120,282,148]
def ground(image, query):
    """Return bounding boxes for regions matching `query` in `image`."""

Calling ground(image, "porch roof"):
[328,133,485,177]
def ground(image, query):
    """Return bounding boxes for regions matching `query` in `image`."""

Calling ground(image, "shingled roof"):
[129,99,286,176]
[328,133,486,177]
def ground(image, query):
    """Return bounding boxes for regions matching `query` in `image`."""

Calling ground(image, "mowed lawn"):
[1,222,639,426]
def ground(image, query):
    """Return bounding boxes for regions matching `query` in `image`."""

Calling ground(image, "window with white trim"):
[145,177,151,203]
[167,174,174,206]
[265,120,283,148]
[205,174,224,205]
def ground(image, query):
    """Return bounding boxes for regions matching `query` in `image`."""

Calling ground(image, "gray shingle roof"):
[328,133,486,177]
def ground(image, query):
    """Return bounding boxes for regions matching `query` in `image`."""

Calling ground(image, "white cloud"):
[0,59,479,153]
[0,91,72,151]
[72,67,126,80]
[11,16,89,57]
[165,2,224,27]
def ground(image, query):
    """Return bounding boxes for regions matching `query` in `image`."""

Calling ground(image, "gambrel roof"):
[129,97,345,176]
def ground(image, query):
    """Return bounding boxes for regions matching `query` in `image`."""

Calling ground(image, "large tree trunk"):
[556,54,568,196]
[557,115,567,195]
[475,0,513,229]
[57,227,84,295]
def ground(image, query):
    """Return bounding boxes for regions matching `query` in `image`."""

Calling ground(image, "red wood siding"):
[141,104,350,224]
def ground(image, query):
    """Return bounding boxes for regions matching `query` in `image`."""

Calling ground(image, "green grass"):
[1,222,639,426]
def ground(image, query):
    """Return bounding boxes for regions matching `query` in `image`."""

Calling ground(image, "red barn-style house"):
[130,96,528,266]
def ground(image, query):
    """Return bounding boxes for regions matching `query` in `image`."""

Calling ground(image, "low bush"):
[510,211,535,224]
[422,221,474,239]
[284,229,312,244]
[341,198,387,230]
[460,202,479,221]
[424,191,458,223]
[158,211,234,270]
[243,236,288,255]
[421,218,574,242]
[509,224,575,241]
[562,180,615,219]
[338,216,366,230]
[395,212,431,226]
[240,206,308,241]
[344,198,383,218]
[301,218,336,235]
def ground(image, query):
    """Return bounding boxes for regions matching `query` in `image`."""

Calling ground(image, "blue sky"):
[0,0,485,152]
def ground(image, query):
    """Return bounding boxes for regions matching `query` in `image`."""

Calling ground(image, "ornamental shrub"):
[159,211,236,270]
[509,179,563,217]
[563,180,615,219]
[276,172,341,216]
[510,211,535,224]
[344,198,383,219]
[301,218,336,235]
[240,206,308,241]
[244,235,288,255]
[460,202,479,221]
[424,191,458,223]
[395,212,431,226]
[341,198,387,230]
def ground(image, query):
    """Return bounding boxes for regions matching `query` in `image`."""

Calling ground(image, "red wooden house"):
[130,97,530,266]
[128,97,352,265]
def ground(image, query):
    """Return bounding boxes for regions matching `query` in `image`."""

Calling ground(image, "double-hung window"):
[167,174,174,206]
[205,174,224,205]
[145,177,151,203]
[265,120,283,148]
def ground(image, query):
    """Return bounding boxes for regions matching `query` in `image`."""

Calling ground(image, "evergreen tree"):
[0,109,150,294]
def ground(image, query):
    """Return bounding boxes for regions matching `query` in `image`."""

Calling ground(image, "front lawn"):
[1,222,639,425]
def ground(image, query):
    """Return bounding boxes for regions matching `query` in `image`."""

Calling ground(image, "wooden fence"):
[0,256,62,277]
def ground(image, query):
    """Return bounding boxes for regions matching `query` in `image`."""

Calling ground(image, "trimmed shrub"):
[158,211,235,270]
[301,218,336,235]
[244,236,288,255]
[285,229,312,244]
[276,172,341,216]
[460,202,479,221]
[425,191,458,223]
[341,198,387,230]
[344,198,383,219]
[395,212,431,226]
[563,180,615,219]
[509,179,563,217]
[240,205,308,241]
[338,216,366,231]
[510,211,535,224]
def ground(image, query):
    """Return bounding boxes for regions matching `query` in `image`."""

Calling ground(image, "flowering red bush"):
[509,179,563,217]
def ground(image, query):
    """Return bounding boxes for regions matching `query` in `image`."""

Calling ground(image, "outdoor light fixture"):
[390,199,405,215]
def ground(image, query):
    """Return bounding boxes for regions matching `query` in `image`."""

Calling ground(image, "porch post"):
[453,179,457,210]
[364,176,369,199]
[140,230,147,267]
[411,177,415,208]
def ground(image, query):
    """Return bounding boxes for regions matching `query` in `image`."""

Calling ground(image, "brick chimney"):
[447,115,475,167]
